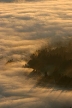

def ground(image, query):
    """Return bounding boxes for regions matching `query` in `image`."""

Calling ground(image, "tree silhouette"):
[24,40,72,90]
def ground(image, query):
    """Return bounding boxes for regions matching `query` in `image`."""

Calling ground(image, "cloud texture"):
[0,0,72,108]
[0,0,45,3]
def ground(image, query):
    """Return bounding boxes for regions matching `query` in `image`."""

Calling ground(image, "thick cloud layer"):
[0,1,72,108]
[0,0,44,3]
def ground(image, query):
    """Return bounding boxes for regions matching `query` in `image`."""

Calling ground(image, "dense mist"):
[0,0,46,3]
[0,0,72,108]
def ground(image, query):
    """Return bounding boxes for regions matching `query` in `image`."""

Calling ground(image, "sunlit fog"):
[0,0,72,108]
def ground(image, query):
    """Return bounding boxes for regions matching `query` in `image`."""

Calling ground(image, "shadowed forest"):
[25,40,72,90]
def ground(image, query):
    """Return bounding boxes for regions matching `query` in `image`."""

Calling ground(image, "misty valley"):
[0,0,72,108]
